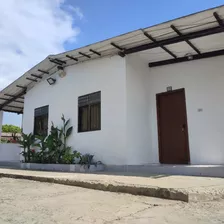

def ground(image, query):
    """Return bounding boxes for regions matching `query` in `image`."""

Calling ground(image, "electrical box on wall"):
[167,86,172,92]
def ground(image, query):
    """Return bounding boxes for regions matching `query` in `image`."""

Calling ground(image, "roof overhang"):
[0,5,224,113]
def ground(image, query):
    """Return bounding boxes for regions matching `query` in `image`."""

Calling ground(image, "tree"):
[2,124,21,133]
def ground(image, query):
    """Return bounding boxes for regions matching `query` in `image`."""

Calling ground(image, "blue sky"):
[2,0,223,127]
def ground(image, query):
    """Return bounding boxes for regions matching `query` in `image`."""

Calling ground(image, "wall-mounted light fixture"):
[57,65,66,78]
[47,77,56,85]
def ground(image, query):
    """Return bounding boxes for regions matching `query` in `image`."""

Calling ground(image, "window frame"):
[78,91,101,133]
[33,105,49,136]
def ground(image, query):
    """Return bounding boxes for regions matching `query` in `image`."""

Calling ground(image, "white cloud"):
[0,0,83,90]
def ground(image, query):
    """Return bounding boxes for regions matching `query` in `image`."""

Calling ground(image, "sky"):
[1,0,224,127]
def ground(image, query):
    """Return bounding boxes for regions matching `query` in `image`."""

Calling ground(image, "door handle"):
[182,124,186,132]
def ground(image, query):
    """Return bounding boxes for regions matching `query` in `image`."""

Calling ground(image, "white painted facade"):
[22,54,224,165]
[23,56,128,165]
[0,111,3,138]
[0,143,21,162]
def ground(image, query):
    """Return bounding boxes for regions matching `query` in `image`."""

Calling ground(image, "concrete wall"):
[125,55,224,165]
[0,143,21,162]
[146,55,224,165]
[0,111,3,137]
[125,55,152,164]
[23,53,224,166]
[23,56,127,165]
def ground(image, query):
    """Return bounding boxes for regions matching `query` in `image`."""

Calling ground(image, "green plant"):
[79,154,94,168]
[30,114,74,164]
[2,124,21,133]
[61,149,81,164]
[19,133,35,162]
[34,135,49,163]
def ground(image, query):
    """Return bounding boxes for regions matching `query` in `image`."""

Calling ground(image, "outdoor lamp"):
[47,77,56,85]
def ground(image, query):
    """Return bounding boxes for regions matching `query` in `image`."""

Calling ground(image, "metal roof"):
[0,5,224,114]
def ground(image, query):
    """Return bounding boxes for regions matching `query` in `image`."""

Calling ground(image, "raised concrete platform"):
[0,168,224,202]
[106,164,224,178]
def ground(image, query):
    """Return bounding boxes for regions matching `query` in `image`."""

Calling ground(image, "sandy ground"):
[0,178,223,224]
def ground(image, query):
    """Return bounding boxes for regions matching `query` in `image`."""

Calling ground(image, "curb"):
[0,172,189,202]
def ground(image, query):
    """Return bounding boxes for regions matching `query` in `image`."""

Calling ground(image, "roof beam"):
[31,74,42,79]
[171,25,201,54]
[66,55,78,61]
[53,58,66,64]
[125,25,224,54]
[111,43,125,57]
[6,105,23,110]
[111,42,123,51]
[0,97,23,103]
[0,90,26,110]
[49,58,63,66]
[213,12,224,27]
[143,31,177,58]
[89,49,101,56]
[79,52,91,58]
[4,94,24,99]
[26,77,38,82]
[38,69,49,74]
[2,109,23,114]
[148,48,224,67]
[16,85,27,89]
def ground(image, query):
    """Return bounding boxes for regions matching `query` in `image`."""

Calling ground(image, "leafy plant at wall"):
[61,149,81,164]
[33,135,49,163]
[19,114,102,168]
[79,154,94,168]
[19,133,35,163]
[20,115,74,164]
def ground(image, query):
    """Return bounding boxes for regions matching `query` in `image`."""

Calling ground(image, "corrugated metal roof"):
[0,5,224,113]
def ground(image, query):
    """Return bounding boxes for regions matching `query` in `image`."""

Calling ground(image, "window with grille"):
[78,91,101,132]
[34,105,49,136]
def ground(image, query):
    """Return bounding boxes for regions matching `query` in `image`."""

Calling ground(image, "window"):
[78,91,101,132]
[34,105,49,136]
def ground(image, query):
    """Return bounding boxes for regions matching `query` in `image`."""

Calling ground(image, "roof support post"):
[89,49,101,56]
[16,85,27,89]
[66,55,78,61]
[31,74,42,79]
[148,48,224,67]
[143,31,177,58]
[49,59,63,65]
[170,25,201,54]
[111,42,126,57]
[213,12,224,27]
[38,69,49,74]
[26,77,38,82]
[124,25,224,54]
[79,52,91,58]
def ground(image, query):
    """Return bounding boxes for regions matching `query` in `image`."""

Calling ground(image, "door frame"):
[156,88,190,164]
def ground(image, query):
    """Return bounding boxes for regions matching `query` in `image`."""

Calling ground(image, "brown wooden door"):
[156,88,190,164]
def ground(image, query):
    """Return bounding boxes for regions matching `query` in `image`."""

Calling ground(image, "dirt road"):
[0,178,223,224]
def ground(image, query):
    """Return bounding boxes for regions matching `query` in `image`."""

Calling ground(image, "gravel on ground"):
[0,178,223,224]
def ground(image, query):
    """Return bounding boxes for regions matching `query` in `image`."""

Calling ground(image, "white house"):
[1,5,224,166]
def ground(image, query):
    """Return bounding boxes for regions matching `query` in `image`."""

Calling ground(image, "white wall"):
[0,111,3,137]
[126,55,224,165]
[146,56,224,165]
[125,55,152,164]
[23,56,127,165]
[23,53,224,165]
[0,143,21,162]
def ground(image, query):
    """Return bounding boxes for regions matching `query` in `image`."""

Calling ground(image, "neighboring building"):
[1,133,21,142]
[0,6,224,166]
